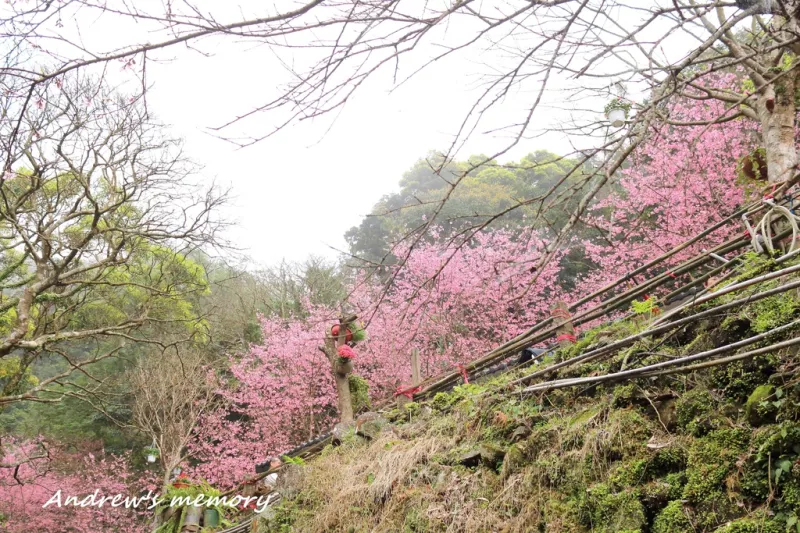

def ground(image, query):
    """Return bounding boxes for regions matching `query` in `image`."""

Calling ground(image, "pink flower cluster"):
[337,345,356,359]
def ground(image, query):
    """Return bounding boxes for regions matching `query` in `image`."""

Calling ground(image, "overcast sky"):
[43,0,677,267]
[130,16,580,266]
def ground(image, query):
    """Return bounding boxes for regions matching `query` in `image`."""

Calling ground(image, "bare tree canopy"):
[0,69,226,407]
[1,0,799,296]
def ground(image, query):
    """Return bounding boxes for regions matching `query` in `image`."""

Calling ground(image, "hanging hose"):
[747,198,800,254]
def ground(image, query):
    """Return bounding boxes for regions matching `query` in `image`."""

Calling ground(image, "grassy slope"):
[259,254,800,533]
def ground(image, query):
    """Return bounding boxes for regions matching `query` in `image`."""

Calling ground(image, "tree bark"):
[757,81,797,184]
[333,368,354,424]
[319,314,357,424]
[756,6,800,184]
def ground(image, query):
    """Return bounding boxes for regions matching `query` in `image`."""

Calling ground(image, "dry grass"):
[264,392,660,532]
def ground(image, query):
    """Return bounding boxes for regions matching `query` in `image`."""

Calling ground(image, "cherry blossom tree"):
[574,73,759,302]
[0,438,151,533]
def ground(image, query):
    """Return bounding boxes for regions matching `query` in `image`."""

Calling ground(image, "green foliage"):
[746,385,777,426]
[152,480,233,533]
[344,150,594,271]
[676,389,721,436]
[652,500,692,533]
[631,297,658,315]
[604,97,633,117]
[430,383,485,412]
[349,321,368,342]
[403,402,420,418]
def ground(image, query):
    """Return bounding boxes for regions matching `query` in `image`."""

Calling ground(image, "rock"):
[655,398,678,431]
[501,443,525,480]
[458,449,482,468]
[331,421,356,444]
[355,412,389,440]
[420,405,434,418]
[510,425,531,442]
[745,384,776,426]
[479,443,507,471]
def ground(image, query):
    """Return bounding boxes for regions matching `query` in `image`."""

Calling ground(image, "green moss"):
[582,483,646,533]
[610,445,686,491]
[402,507,429,532]
[712,513,782,533]
[612,383,639,407]
[681,429,750,529]
[403,401,420,417]
[348,374,372,413]
[746,385,776,426]
[652,500,692,533]
[745,291,800,333]
[663,472,687,500]
[676,389,723,436]
[710,354,778,403]
[610,459,649,488]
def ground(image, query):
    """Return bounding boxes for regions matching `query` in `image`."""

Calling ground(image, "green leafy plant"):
[630,298,658,315]
[349,320,368,342]
[604,97,632,118]
[153,480,233,533]
[282,455,306,466]
[143,446,160,460]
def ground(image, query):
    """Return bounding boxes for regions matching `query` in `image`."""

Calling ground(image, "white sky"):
[35,0,701,266]
[145,44,567,265]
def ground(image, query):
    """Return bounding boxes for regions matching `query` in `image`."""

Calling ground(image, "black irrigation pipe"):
[507,274,800,388]
[523,320,800,393]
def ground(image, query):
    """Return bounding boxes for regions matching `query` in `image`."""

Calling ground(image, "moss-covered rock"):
[583,483,646,533]
[712,513,782,533]
[652,500,692,533]
[745,385,776,426]
[676,388,725,436]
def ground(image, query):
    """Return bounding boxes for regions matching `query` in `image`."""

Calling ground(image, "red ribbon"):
[550,308,571,320]
[394,385,422,399]
[556,333,577,343]
[455,363,469,384]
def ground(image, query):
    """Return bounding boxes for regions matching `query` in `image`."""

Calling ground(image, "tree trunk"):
[319,314,357,424]
[756,7,800,184]
[758,83,797,184]
[333,370,354,424]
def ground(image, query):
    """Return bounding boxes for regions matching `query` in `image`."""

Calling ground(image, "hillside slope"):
[258,253,800,533]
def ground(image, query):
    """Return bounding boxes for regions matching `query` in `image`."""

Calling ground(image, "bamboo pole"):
[524,320,800,393]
